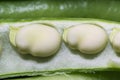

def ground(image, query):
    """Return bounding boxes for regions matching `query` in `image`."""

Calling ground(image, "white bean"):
[110,28,120,53]
[63,24,108,54]
[15,24,61,57]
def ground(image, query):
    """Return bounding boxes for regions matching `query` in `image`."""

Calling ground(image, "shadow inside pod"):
[110,44,120,58]
[70,49,100,60]
[65,43,102,60]
[11,45,59,63]
[114,51,120,58]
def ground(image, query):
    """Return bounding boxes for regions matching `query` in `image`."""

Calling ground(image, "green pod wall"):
[0,0,120,21]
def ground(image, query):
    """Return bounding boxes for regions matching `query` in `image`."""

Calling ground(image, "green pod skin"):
[6,72,120,80]
[0,0,120,22]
